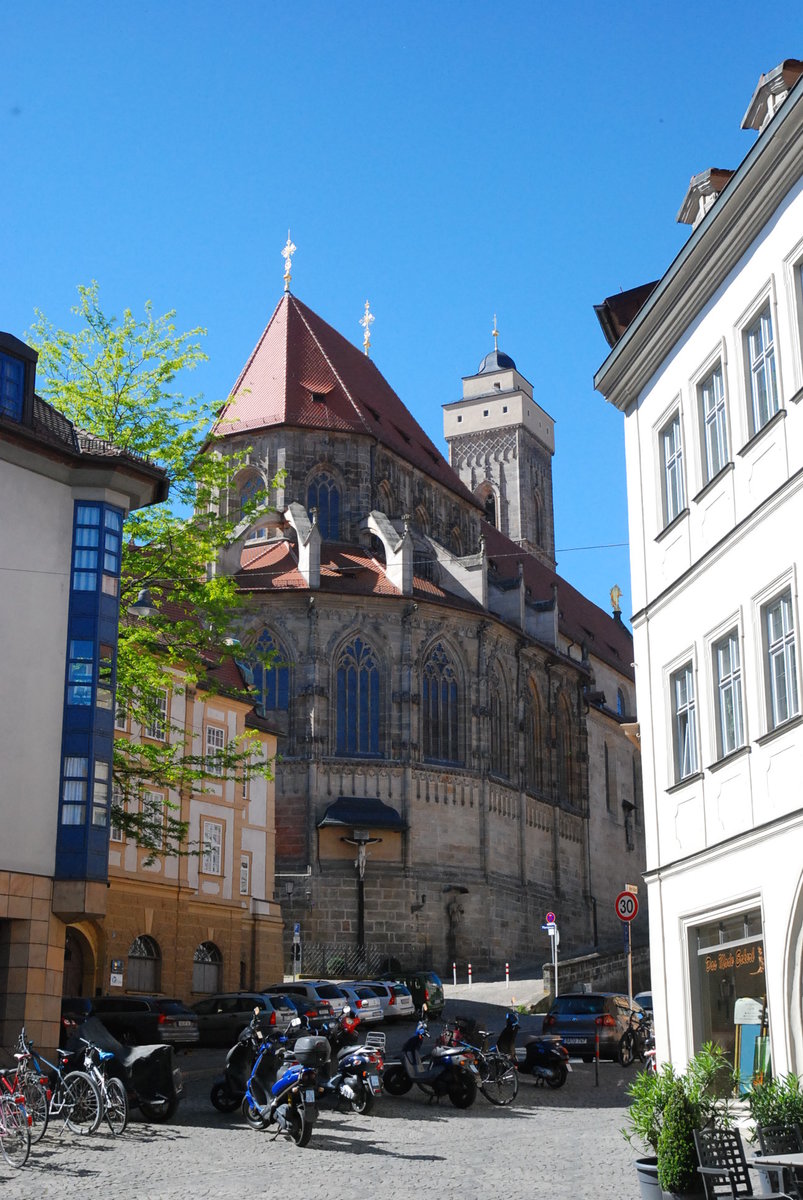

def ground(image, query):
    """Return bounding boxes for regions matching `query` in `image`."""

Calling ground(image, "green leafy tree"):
[28,283,274,858]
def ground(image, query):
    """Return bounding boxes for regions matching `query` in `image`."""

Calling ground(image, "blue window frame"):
[56,500,125,881]
[422,643,460,763]
[307,472,340,540]
[0,352,24,421]
[239,629,290,712]
[336,637,381,756]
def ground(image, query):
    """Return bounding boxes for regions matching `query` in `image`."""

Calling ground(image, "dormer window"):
[311,391,327,404]
[0,351,25,422]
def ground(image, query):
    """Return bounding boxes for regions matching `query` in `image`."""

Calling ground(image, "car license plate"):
[368,1074,380,1091]
[177,1021,192,1027]
[564,1037,585,1044]
[304,1089,316,1104]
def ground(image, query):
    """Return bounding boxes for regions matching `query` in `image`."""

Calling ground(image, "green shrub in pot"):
[657,1081,700,1195]
[746,1073,803,1130]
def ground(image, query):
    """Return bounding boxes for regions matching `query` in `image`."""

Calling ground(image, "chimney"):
[677,168,735,231]
[742,59,803,134]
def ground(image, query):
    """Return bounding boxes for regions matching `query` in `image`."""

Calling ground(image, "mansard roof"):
[212,292,480,510]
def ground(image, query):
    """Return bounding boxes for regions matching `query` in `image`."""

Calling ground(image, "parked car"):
[360,980,416,1021]
[86,995,200,1047]
[338,983,383,1023]
[633,991,653,1018]
[278,992,335,1026]
[382,971,444,1017]
[190,992,297,1046]
[542,992,643,1061]
[262,980,350,1017]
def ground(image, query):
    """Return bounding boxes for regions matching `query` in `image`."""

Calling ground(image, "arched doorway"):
[63,929,85,996]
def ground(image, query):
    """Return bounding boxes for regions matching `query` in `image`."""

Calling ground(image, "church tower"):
[443,327,556,569]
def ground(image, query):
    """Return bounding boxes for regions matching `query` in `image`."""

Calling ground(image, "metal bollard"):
[595,1030,600,1087]
[452,961,457,986]
[468,962,472,986]
[505,961,510,987]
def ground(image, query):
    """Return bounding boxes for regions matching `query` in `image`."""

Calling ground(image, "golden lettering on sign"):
[703,943,764,976]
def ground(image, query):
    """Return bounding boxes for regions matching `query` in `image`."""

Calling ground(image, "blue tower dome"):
[477,348,516,374]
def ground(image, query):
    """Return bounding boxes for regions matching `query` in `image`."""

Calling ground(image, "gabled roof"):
[212,293,480,510]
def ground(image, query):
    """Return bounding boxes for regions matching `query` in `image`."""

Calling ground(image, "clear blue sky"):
[4,2,800,621]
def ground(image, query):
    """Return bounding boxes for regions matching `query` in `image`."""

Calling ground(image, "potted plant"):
[622,1044,734,1200]
[746,1072,803,1131]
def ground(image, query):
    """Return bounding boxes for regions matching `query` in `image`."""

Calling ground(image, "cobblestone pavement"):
[0,1004,643,1200]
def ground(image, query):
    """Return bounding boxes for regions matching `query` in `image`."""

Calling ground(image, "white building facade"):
[595,61,803,1082]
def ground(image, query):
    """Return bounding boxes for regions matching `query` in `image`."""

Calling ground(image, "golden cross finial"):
[360,300,375,357]
[492,314,500,352]
[281,231,296,293]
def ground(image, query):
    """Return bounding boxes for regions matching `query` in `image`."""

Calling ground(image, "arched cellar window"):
[336,637,381,757]
[128,934,161,992]
[489,676,510,779]
[238,628,290,712]
[307,471,340,540]
[422,643,460,764]
[193,941,222,993]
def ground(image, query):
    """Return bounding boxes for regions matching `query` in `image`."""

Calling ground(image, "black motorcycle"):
[382,1018,478,1108]
[517,1020,571,1088]
[211,1010,293,1113]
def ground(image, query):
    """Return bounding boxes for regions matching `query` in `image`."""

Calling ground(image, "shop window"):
[688,907,768,1092]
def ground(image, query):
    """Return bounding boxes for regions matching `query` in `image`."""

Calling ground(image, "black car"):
[87,995,200,1046]
[542,992,643,1061]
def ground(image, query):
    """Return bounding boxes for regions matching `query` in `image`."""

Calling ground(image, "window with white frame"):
[764,590,799,730]
[699,364,729,483]
[201,819,223,874]
[661,411,685,525]
[110,785,124,842]
[745,304,779,434]
[671,662,698,781]
[142,790,165,846]
[239,853,251,896]
[713,630,744,758]
[144,689,167,740]
[206,725,225,776]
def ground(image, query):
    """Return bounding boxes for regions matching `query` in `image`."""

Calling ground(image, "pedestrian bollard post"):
[452,962,457,986]
[595,1030,600,1087]
[468,962,472,986]
[505,961,510,987]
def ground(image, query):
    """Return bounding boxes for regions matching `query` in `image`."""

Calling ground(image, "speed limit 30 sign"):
[615,891,639,922]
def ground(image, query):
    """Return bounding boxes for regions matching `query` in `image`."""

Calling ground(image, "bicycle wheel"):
[480,1054,518,1106]
[0,1096,31,1168]
[104,1077,128,1136]
[21,1077,49,1144]
[618,1033,635,1067]
[63,1071,102,1134]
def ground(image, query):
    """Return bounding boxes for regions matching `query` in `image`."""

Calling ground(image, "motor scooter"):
[516,1029,571,1088]
[242,1017,320,1147]
[210,1009,286,1113]
[383,1017,478,1108]
[309,1008,384,1113]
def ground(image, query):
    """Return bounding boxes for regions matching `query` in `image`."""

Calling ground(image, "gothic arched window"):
[422,643,460,764]
[617,688,627,717]
[239,629,290,712]
[335,637,381,757]
[524,688,543,792]
[490,675,510,779]
[307,471,340,540]
[484,492,497,528]
[555,697,573,804]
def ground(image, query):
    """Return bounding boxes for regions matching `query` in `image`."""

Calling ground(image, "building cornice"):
[595,77,803,409]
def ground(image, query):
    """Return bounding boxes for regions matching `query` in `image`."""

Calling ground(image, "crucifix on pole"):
[341,829,382,955]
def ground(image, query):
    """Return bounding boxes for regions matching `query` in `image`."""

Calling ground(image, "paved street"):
[0,1002,643,1200]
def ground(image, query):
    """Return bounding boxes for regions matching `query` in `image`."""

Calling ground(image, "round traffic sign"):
[545,911,556,925]
[615,891,639,922]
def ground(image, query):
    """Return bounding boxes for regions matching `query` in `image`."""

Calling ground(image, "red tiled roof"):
[481,522,633,676]
[213,293,480,510]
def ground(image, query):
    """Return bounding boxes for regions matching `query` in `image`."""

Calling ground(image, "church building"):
[210,270,643,975]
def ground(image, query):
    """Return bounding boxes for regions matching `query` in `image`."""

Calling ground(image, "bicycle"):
[0,1076,31,1168]
[0,1050,49,1145]
[16,1028,102,1136]
[617,1009,653,1067]
[438,1016,519,1106]
[76,1038,128,1135]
